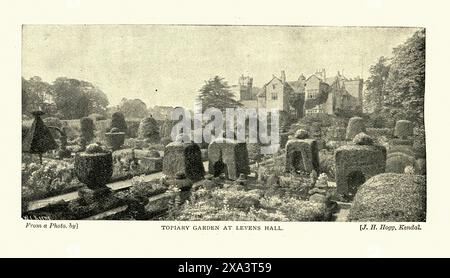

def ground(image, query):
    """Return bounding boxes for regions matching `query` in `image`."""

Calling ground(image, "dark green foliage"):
[386,152,416,173]
[318,149,335,180]
[364,57,391,113]
[80,117,95,143]
[43,117,63,139]
[348,173,426,222]
[52,77,109,120]
[353,133,373,145]
[22,111,58,158]
[364,30,425,126]
[22,125,29,140]
[110,112,127,133]
[304,89,329,110]
[197,76,242,112]
[118,98,148,119]
[22,76,55,115]
[346,117,366,140]
[74,151,113,189]
[138,116,160,142]
[125,119,140,138]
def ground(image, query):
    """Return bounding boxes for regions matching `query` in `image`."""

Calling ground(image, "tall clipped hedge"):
[110,112,127,133]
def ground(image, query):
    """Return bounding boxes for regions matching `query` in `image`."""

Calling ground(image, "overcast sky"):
[22,25,420,108]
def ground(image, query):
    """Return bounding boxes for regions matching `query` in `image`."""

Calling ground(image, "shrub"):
[43,117,62,129]
[366,128,393,139]
[80,117,95,143]
[22,160,79,200]
[348,173,426,222]
[126,119,140,138]
[138,116,160,142]
[346,117,366,140]
[394,120,414,139]
[386,152,416,173]
[172,187,330,221]
[319,149,335,180]
[110,112,127,133]
[353,133,373,145]
[43,117,63,138]
[22,125,29,139]
[247,143,263,164]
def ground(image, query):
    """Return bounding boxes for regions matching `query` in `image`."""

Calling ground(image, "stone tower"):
[238,75,253,101]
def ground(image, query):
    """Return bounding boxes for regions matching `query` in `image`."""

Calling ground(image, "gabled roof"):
[263,76,283,88]
[287,81,304,94]
[305,74,322,82]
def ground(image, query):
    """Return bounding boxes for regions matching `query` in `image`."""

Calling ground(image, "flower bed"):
[166,177,332,221]
[22,160,83,202]
[111,150,163,182]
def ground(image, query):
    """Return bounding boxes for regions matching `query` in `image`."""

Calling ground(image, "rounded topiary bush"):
[80,117,95,143]
[386,152,416,173]
[346,117,366,140]
[348,173,426,222]
[394,120,414,139]
[110,112,127,133]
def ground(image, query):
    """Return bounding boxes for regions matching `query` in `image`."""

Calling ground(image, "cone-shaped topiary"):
[22,111,58,163]
[110,112,127,133]
[138,115,160,143]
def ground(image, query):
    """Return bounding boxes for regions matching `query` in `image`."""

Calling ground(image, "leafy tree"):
[119,98,148,119]
[288,91,304,118]
[197,76,242,113]
[384,29,425,125]
[363,29,425,127]
[364,56,390,113]
[52,77,109,119]
[22,76,54,115]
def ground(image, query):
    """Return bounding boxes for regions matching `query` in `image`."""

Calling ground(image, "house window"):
[307,89,319,99]
[271,92,278,100]
[272,84,276,90]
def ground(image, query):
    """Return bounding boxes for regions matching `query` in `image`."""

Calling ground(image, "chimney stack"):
[281,70,286,83]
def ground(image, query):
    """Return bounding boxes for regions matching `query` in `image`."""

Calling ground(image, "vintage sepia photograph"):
[21,25,426,222]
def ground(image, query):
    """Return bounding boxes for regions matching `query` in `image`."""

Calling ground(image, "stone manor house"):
[231,69,363,118]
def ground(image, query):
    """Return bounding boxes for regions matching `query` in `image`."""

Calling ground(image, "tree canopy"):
[197,76,242,113]
[118,98,148,119]
[22,76,109,120]
[364,29,425,127]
